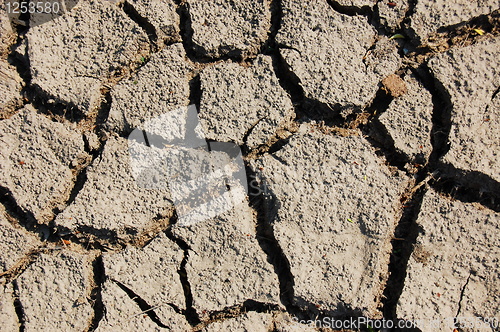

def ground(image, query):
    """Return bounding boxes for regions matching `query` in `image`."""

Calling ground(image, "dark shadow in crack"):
[455,273,472,320]
[65,135,105,210]
[0,185,49,241]
[112,279,173,329]
[25,84,87,123]
[410,64,453,168]
[9,35,87,123]
[12,279,26,332]
[379,62,449,326]
[326,0,372,17]
[95,89,113,135]
[271,47,343,124]
[356,83,413,173]
[264,0,342,122]
[53,224,123,251]
[87,255,105,332]
[364,117,410,172]
[206,299,282,323]
[245,166,295,310]
[121,0,158,52]
[355,81,394,124]
[429,164,500,212]
[409,65,499,210]
[435,9,500,37]
[381,185,426,325]
[398,0,420,45]
[264,1,343,126]
[406,9,500,55]
[173,0,245,63]
[164,217,202,327]
[187,74,202,112]
[244,166,370,324]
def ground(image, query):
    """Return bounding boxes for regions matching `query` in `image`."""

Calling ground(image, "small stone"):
[381,74,407,98]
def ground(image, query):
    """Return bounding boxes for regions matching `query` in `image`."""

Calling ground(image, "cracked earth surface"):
[0,0,499,331]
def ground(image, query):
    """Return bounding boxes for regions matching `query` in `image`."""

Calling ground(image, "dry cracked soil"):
[0,0,499,331]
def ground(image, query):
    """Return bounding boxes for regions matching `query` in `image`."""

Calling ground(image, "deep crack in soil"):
[326,0,372,17]
[12,279,26,332]
[112,279,172,328]
[165,219,202,327]
[381,183,426,327]
[86,255,105,332]
[120,0,159,52]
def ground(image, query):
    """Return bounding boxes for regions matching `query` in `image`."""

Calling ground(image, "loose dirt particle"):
[382,74,407,97]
